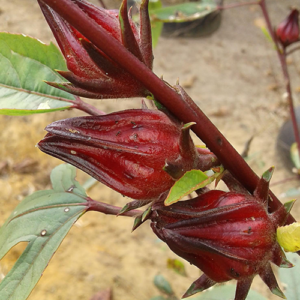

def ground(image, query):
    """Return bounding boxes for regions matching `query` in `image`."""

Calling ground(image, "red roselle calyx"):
[276,9,299,48]
[151,168,293,300]
[37,109,218,201]
[38,0,152,99]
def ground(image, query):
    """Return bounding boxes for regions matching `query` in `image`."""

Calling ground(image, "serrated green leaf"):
[153,274,174,296]
[278,252,300,300]
[150,1,218,23]
[0,33,75,115]
[190,284,267,300]
[0,164,87,300]
[164,168,222,206]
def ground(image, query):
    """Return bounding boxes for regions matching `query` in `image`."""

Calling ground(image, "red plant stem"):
[40,0,295,224]
[73,96,106,116]
[259,0,300,168]
[87,198,141,217]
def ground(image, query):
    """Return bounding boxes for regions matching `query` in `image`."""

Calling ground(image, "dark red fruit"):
[276,9,299,47]
[37,109,217,201]
[151,169,293,300]
[37,0,152,99]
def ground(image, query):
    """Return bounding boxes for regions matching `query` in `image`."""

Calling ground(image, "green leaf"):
[190,284,267,300]
[278,252,300,300]
[153,274,174,296]
[149,0,162,10]
[164,167,223,206]
[0,33,75,115]
[150,1,218,23]
[290,142,300,170]
[0,164,88,300]
[167,258,187,277]
[151,21,163,47]
[149,0,163,47]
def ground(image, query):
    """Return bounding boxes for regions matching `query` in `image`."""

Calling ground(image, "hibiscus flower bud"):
[151,169,293,300]
[276,9,299,48]
[37,109,217,201]
[37,0,152,99]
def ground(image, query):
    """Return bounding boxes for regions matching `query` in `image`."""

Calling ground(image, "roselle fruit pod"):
[37,109,213,201]
[37,0,152,99]
[276,9,299,48]
[151,169,293,300]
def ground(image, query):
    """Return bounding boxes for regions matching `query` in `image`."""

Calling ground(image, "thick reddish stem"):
[40,0,295,224]
[73,96,106,116]
[87,198,141,217]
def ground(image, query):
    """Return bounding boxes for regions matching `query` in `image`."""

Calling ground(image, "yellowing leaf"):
[277,222,300,252]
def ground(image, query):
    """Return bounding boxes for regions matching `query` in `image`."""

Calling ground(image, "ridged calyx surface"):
[38,109,216,201]
[38,0,152,99]
[276,9,299,47]
[151,169,293,300]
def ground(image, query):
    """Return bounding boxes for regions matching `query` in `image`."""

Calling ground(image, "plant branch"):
[40,0,295,224]
[73,96,106,116]
[259,0,300,171]
[87,198,141,217]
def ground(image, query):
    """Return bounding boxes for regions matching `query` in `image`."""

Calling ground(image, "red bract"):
[38,0,152,99]
[37,109,218,201]
[151,170,293,300]
[276,9,299,48]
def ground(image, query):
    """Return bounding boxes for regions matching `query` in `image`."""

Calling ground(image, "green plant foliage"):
[290,142,300,170]
[0,33,74,115]
[0,164,88,300]
[149,0,163,47]
[279,252,300,300]
[164,168,223,206]
[190,284,267,300]
[149,0,217,23]
[167,258,187,277]
[154,274,175,296]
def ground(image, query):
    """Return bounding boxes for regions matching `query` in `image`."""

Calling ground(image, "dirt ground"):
[0,0,300,299]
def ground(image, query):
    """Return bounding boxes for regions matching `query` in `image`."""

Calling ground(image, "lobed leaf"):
[0,33,75,115]
[0,164,88,300]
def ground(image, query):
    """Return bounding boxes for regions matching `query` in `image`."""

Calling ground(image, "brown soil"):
[0,0,300,299]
